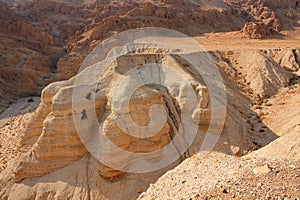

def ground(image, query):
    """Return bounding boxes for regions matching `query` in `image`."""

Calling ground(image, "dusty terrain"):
[138,72,300,200]
[0,0,300,199]
[137,31,300,199]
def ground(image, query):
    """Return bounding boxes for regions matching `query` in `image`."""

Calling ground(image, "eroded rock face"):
[241,22,273,39]
[263,0,299,9]
[1,0,298,102]
[240,0,281,31]
[2,43,294,186]
[0,41,296,198]
[12,0,92,42]
[137,78,300,199]
[8,39,226,183]
[280,49,300,71]
[0,0,64,99]
[0,42,223,199]
[52,0,248,81]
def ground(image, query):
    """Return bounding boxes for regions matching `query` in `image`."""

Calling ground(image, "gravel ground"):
[138,152,300,200]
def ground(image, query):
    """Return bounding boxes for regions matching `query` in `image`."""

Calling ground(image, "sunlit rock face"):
[14,40,225,180]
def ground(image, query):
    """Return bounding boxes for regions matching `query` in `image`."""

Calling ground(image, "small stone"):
[290,164,296,169]
[253,165,271,175]
[137,188,143,193]
[230,146,240,155]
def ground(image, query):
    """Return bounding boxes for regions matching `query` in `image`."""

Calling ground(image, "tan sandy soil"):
[0,97,40,172]
[258,82,300,136]
[139,80,300,199]
[195,28,300,51]
[138,53,300,199]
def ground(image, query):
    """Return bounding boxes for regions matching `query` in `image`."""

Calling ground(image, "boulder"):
[241,22,273,39]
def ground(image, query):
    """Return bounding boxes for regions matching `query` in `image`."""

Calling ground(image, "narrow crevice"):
[153,85,192,160]
[292,49,300,66]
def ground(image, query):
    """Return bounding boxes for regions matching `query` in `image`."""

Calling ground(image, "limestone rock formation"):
[0,33,234,198]
[0,1,299,199]
[240,0,281,31]
[50,0,248,81]
[0,32,228,185]
[280,49,300,71]
[12,0,92,42]
[2,38,296,198]
[1,0,298,101]
[0,0,64,100]
[241,22,273,39]
[0,45,298,199]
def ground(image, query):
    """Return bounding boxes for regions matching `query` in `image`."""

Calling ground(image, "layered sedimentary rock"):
[0,0,64,99]
[0,1,299,199]
[5,44,295,185]
[0,42,297,199]
[241,22,273,39]
[2,0,297,100]
[52,0,248,81]
[240,0,281,31]
[279,49,300,71]
[8,35,226,182]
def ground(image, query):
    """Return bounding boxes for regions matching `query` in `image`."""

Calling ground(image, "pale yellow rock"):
[252,165,271,175]
[7,49,217,182]
[280,49,299,71]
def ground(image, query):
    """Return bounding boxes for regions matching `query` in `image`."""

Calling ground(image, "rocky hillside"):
[2,0,299,97]
[0,0,64,102]
[0,35,299,199]
[139,73,300,200]
[0,0,299,199]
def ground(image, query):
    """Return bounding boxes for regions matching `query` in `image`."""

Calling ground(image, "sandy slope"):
[139,75,300,200]
[138,152,300,200]
[138,31,300,199]
[0,97,40,172]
